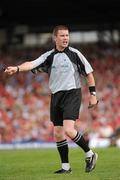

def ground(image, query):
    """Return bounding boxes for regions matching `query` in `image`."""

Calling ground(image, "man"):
[5,25,98,174]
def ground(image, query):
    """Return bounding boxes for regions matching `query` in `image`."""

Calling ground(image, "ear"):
[52,35,56,42]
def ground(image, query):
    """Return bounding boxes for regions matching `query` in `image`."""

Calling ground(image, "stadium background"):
[0,0,120,149]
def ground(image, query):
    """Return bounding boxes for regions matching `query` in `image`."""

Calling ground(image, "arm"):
[4,50,53,75]
[86,72,99,108]
[4,61,34,75]
[75,49,98,108]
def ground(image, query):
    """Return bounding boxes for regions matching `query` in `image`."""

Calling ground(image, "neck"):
[55,46,68,52]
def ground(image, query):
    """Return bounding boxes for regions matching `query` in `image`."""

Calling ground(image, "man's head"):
[52,25,70,51]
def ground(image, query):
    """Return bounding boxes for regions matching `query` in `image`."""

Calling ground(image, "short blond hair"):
[53,25,69,36]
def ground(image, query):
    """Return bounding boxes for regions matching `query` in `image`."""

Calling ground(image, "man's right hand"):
[4,66,18,75]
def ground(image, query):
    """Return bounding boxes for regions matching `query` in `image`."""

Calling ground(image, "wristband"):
[16,66,19,73]
[89,86,96,95]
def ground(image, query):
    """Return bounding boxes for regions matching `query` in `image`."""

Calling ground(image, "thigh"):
[50,92,63,126]
[63,88,81,120]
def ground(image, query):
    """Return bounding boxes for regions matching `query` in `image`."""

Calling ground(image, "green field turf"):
[0,147,120,180]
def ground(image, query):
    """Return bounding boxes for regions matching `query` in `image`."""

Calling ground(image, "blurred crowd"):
[0,43,120,147]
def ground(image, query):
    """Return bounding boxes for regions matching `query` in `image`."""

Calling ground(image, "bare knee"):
[63,120,77,139]
[64,127,75,138]
[54,126,65,142]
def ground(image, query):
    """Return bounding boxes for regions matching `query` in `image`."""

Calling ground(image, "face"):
[54,30,69,51]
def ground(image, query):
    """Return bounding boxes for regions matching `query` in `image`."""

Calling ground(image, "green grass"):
[0,147,120,180]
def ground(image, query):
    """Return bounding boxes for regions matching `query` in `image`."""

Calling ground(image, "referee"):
[5,25,98,174]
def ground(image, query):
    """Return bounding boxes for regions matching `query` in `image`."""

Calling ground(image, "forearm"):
[86,72,97,96]
[18,61,34,72]
[86,72,98,108]
[86,72,96,87]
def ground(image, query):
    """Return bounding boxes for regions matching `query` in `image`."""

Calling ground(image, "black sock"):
[72,132,90,152]
[56,139,69,163]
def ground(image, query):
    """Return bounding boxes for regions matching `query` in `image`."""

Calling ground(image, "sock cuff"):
[62,163,70,170]
[72,132,82,143]
[56,139,68,147]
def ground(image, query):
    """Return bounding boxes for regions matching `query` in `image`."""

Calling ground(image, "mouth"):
[63,41,68,45]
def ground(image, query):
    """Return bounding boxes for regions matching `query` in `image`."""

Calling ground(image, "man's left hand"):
[88,95,99,109]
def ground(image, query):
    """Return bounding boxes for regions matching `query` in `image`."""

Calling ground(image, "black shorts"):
[50,88,81,126]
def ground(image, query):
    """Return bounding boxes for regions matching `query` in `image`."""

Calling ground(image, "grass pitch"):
[0,147,120,180]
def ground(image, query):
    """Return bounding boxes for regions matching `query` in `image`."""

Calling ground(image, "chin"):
[63,44,68,48]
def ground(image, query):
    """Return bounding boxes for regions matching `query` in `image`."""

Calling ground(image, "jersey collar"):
[54,46,69,53]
